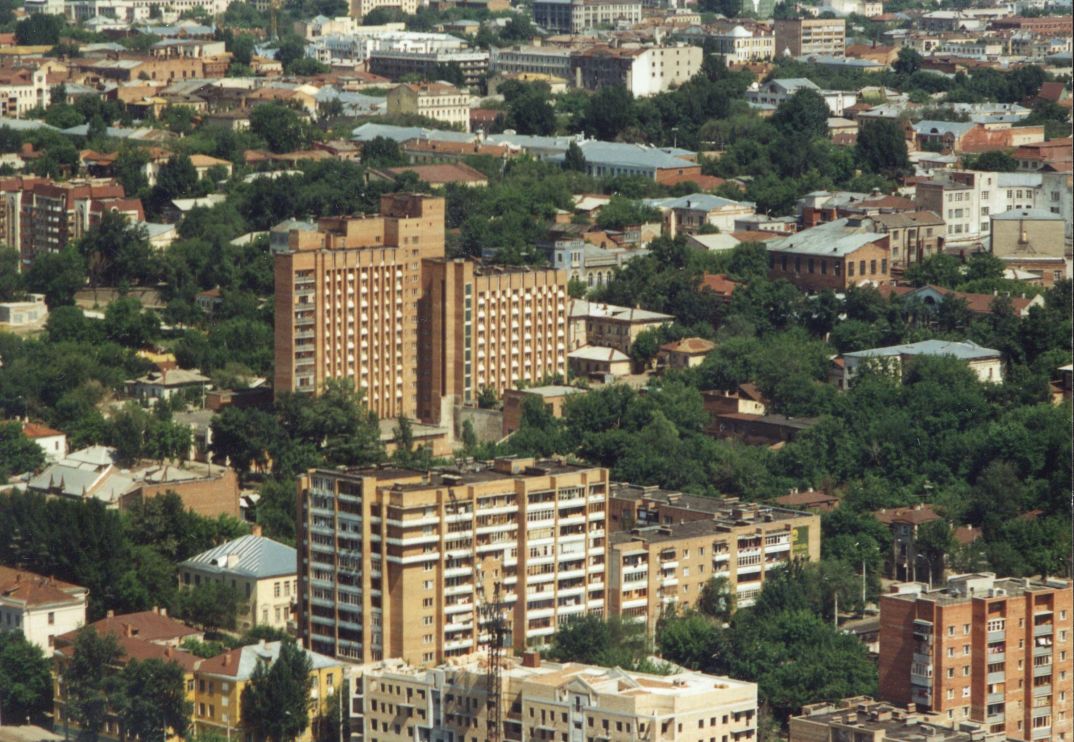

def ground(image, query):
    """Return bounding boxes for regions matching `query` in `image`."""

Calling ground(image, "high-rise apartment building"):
[1,177,135,267]
[296,458,610,666]
[774,18,846,57]
[349,653,759,742]
[271,193,445,419]
[273,196,570,423]
[607,485,821,621]
[418,259,569,421]
[878,572,1073,742]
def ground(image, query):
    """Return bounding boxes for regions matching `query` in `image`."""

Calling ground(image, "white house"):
[0,566,88,654]
[0,294,48,328]
[21,421,68,462]
[746,78,857,116]
[833,339,1004,389]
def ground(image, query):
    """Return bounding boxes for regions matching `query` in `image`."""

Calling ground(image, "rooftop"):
[883,572,1070,606]
[198,640,340,679]
[0,566,87,608]
[843,339,1001,361]
[768,218,887,258]
[180,535,297,580]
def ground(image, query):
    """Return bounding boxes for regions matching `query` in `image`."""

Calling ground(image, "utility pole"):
[339,674,345,742]
[833,589,838,629]
[861,557,867,608]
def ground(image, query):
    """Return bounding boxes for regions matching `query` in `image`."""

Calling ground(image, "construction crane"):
[476,565,507,742]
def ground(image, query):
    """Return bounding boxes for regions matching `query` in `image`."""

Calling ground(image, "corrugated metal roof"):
[181,535,297,579]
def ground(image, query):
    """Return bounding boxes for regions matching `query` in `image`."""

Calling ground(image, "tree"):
[65,628,124,741]
[360,136,405,167]
[698,576,735,623]
[916,519,955,587]
[562,141,587,172]
[0,421,45,478]
[582,86,636,141]
[548,614,654,670]
[116,659,190,742]
[771,89,830,141]
[892,47,923,76]
[15,14,63,45]
[0,245,23,301]
[856,119,910,178]
[211,406,278,475]
[103,296,160,348]
[177,580,240,633]
[595,195,661,230]
[315,680,350,742]
[503,83,555,136]
[240,640,314,742]
[23,246,86,306]
[114,148,151,197]
[655,610,722,670]
[0,632,52,724]
[151,154,199,213]
[964,150,1019,172]
[76,211,153,287]
[250,103,311,154]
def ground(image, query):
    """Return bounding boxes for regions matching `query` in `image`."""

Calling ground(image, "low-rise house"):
[126,367,211,404]
[644,193,757,237]
[20,421,67,461]
[710,25,775,64]
[192,641,345,742]
[569,300,673,353]
[873,504,943,581]
[0,293,48,328]
[701,384,768,417]
[833,339,1004,389]
[746,78,857,116]
[179,529,297,632]
[910,120,1046,155]
[767,220,892,292]
[1011,137,1073,172]
[709,412,818,446]
[0,566,87,653]
[53,608,201,742]
[502,385,585,436]
[775,488,840,512]
[698,273,741,304]
[569,346,632,379]
[659,337,714,369]
[188,153,233,179]
[879,283,1045,318]
[368,162,488,188]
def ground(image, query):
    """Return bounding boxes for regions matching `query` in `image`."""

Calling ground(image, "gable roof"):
[874,504,942,526]
[57,609,199,646]
[844,338,1000,361]
[198,640,339,679]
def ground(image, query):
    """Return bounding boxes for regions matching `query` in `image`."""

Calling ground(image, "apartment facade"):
[774,18,846,57]
[386,82,471,132]
[878,573,1073,741]
[569,300,672,353]
[570,45,703,97]
[368,50,489,90]
[417,259,569,422]
[192,640,345,742]
[711,25,776,63]
[296,458,610,666]
[271,193,445,419]
[349,0,419,19]
[0,66,51,118]
[607,485,821,619]
[489,46,573,79]
[767,230,892,291]
[10,179,131,265]
[791,697,1009,742]
[350,653,759,742]
[532,0,643,33]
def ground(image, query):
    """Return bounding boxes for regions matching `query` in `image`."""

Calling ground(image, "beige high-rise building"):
[774,18,846,57]
[296,458,610,667]
[418,259,570,421]
[607,485,821,624]
[271,193,445,419]
[350,653,759,742]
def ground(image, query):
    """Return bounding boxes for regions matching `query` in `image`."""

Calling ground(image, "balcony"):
[1031,727,1051,740]
[987,629,1005,643]
[987,671,1005,684]
[1033,644,1053,657]
[1034,623,1053,637]
[987,651,1005,664]
[1032,663,1052,678]
[986,713,1005,724]
[1033,684,1051,697]
[987,692,1004,704]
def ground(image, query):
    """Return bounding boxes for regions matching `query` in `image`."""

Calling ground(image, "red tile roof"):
[775,490,840,508]
[21,421,64,439]
[699,273,740,298]
[660,337,715,355]
[0,566,86,608]
[383,162,488,185]
[56,609,199,645]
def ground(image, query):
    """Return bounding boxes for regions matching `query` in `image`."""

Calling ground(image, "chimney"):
[160,607,167,617]
[251,524,263,537]
[522,651,541,668]
[107,609,115,618]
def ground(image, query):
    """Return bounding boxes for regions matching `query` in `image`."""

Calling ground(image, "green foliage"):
[963,150,1019,172]
[655,609,722,670]
[16,14,63,45]
[250,103,313,153]
[77,211,153,288]
[23,246,86,306]
[548,614,667,672]
[102,297,160,348]
[697,576,735,623]
[64,627,124,739]
[107,403,192,466]
[563,141,586,172]
[0,420,45,478]
[0,631,52,724]
[360,136,406,167]
[595,195,661,230]
[116,659,190,741]
[177,580,241,633]
[240,639,315,742]
[855,118,910,178]
[499,81,555,136]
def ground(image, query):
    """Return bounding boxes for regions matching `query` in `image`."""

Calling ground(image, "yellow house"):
[192,640,344,742]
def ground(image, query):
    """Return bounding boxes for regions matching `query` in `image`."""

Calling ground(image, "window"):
[48,612,55,625]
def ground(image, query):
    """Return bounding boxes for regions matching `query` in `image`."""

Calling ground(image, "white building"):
[0,67,51,118]
[386,82,470,131]
[835,339,1004,389]
[571,44,703,97]
[0,566,88,654]
[306,30,465,66]
[710,26,776,64]
[532,0,643,34]
[21,420,68,462]
[746,77,857,116]
[0,294,48,328]
[819,0,884,16]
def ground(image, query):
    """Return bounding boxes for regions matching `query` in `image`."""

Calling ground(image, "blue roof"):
[352,122,476,144]
[913,120,976,137]
[575,141,697,170]
[645,193,754,211]
[180,535,297,579]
